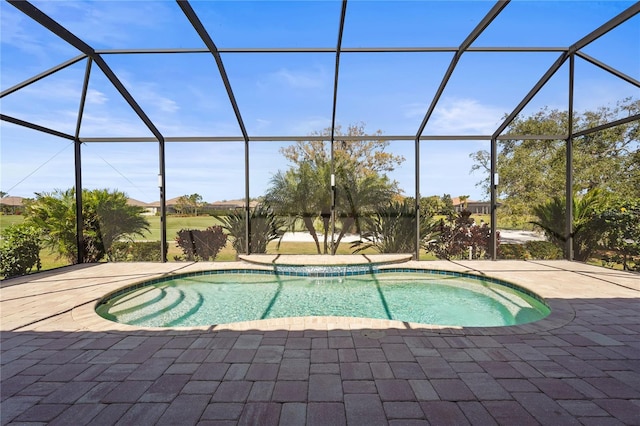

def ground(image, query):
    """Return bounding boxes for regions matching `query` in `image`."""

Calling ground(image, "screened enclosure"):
[1,0,638,269]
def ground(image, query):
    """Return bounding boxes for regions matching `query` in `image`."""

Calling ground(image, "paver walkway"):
[1,260,639,425]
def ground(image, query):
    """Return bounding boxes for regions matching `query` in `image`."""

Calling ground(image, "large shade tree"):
[470,97,640,218]
[175,193,204,216]
[264,123,404,254]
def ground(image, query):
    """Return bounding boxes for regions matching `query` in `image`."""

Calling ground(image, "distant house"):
[126,198,157,215]
[138,198,260,216]
[144,197,183,215]
[0,196,25,214]
[209,199,260,210]
[451,197,492,215]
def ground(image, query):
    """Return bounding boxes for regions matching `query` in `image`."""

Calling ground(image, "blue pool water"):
[96,269,550,328]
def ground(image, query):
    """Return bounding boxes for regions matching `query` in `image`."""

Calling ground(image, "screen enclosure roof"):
[1,0,639,145]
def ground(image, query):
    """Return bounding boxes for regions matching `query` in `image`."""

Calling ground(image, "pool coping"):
[238,254,413,266]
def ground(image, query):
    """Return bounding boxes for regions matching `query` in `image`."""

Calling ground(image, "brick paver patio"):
[1,259,638,425]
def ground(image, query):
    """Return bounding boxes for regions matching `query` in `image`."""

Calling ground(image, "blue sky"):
[1,0,638,204]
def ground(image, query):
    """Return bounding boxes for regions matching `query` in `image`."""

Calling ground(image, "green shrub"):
[524,240,563,259]
[176,226,228,261]
[498,244,529,260]
[600,252,640,272]
[598,200,640,271]
[497,213,533,230]
[423,210,496,260]
[108,241,130,262]
[497,241,562,260]
[131,241,163,261]
[108,241,163,262]
[215,205,285,256]
[0,224,42,278]
[353,200,433,254]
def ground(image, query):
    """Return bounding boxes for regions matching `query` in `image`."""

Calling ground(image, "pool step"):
[107,286,168,316]
[106,285,203,327]
[162,289,204,327]
[110,286,183,325]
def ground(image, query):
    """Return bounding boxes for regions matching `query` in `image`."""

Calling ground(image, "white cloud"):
[116,73,180,115]
[288,116,332,135]
[86,89,107,105]
[31,1,166,48]
[155,97,179,114]
[0,7,48,58]
[186,85,223,112]
[402,102,429,119]
[79,112,153,137]
[573,79,640,113]
[426,98,505,135]
[270,68,328,90]
[19,77,82,102]
[99,72,180,122]
[0,88,80,133]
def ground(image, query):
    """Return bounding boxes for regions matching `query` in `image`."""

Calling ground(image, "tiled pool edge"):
[73,299,574,337]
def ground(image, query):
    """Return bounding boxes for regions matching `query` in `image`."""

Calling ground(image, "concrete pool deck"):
[1,259,638,424]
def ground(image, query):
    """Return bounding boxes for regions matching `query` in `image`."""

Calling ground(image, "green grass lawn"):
[2,214,417,270]
[0,214,25,228]
[0,212,538,276]
[125,215,311,241]
[2,213,495,241]
[0,214,223,242]
[142,215,223,241]
[433,213,491,224]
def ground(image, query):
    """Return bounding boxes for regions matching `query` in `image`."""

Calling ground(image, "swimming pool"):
[96,268,550,328]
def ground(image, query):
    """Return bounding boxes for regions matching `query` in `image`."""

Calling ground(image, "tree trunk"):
[321,215,330,254]
[335,217,355,252]
[302,216,321,254]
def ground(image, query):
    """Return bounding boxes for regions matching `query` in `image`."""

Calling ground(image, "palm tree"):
[86,189,150,254]
[352,199,435,254]
[530,188,609,261]
[25,189,78,261]
[334,170,395,252]
[264,162,329,254]
[458,195,470,211]
[215,204,286,255]
[265,160,399,254]
[24,188,149,263]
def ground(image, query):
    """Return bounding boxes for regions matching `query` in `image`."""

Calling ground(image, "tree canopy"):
[470,97,639,218]
[264,123,403,254]
[175,193,204,216]
[280,123,405,179]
